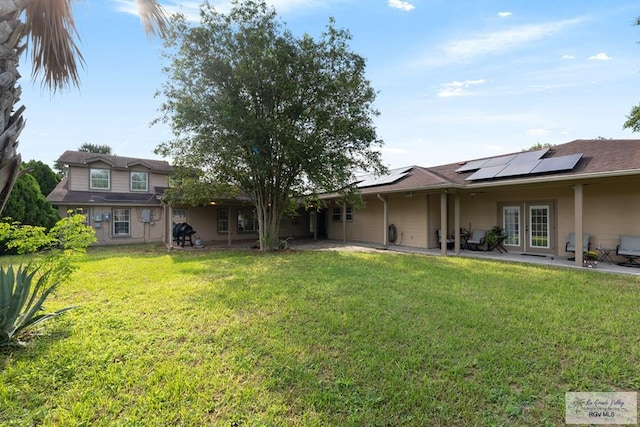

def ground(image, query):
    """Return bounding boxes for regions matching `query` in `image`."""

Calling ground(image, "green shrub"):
[0,212,95,345]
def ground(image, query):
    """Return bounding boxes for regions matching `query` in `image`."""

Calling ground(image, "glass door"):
[528,205,550,250]
[502,206,521,249]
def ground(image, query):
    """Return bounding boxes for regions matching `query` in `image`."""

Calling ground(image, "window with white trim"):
[90,168,110,190]
[113,208,130,236]
[332,207,341,221]
[332,206,353,221]
[130,171,148,191]
[237,209,257,232]
[217,208,229,233]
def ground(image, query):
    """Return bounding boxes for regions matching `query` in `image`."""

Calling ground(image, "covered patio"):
[289,238,640,276]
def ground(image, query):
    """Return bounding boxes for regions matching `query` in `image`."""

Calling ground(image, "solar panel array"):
[356,166,412,188]
[454,148,583,181]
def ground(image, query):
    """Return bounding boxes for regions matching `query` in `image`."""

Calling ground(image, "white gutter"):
[377,194,388,246]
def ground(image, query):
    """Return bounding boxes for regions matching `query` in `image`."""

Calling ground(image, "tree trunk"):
[0,6,28,214]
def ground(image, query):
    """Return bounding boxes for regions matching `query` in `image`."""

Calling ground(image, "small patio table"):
[487,235,508,253]
[597,247,615,264]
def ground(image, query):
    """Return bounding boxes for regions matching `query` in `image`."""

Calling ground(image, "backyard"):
[1,244,639,426]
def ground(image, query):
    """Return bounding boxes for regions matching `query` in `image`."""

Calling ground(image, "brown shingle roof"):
[56,151,173,174]
[47,177,162,206]
[322,139,640,198]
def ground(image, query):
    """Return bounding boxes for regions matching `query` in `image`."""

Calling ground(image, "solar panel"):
[482,154,516,167]
[494,160,541,178]
[531,153,582,174]
[455,159,489,173]
[465,165,508,181]
[356,166,412,188]
[509,148,549,164]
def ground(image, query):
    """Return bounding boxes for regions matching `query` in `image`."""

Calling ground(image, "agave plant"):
[0,264,75,345]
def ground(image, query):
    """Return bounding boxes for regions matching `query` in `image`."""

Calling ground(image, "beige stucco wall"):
[174,205,313,245]
[68,162,169,192]
[57,205,165,245]
[326,194,430,248]
[324,175,640,260]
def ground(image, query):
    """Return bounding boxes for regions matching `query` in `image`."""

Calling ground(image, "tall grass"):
[1,245,639,426]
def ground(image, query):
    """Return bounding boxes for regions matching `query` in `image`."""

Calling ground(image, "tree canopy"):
[78,143,112,154]
[155,0,385,251]
[624,18,640,132]
[23,160,59,196]
[3,169,58,229]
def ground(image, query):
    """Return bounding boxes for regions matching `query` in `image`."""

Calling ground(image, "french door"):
[501,203,554,253]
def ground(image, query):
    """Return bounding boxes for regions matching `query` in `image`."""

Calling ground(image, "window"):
[237,209,257,232]
[332,207,341,221]
[332,207,353,221]
[217,208,229,233]
[345,207,353,221]
[90,168,110,190]
[113,209,130,236]
[130,171,148,191]
[172,208,187,224]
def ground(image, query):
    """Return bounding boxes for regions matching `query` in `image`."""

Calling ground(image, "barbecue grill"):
[173,222,196,247]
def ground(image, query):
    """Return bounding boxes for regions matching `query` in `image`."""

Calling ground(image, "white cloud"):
[440,18,584,63]
[438,79,486,97]
[562,54,575,59]
[498,12,512,18]
[389,0,415,11]
[589,52,613,61]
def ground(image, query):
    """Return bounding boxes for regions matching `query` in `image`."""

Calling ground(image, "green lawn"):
[1,245,639,426]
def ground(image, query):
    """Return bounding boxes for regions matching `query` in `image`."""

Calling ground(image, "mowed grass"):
[1,245,640,426]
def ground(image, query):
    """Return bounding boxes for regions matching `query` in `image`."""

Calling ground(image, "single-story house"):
[319,139,640,266]
[47,151,314,246]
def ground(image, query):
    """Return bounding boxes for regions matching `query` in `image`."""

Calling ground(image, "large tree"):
[3,168,58,228]
[625,17,640,132]
[23,159,59,196]
[78,143,113,154]
[0,0,168,214]
[155,0,385,251]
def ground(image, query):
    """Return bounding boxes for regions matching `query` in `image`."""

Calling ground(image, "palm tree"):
[0,0,168,213]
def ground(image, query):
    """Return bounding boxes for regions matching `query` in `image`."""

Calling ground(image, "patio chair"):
[436,229,454,250]
[617,235,640,267]
[466,229,486,251]
[565,232,590,260]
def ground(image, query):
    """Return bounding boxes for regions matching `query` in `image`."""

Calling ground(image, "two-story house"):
[47,151,316,247]
[47,151,173,245]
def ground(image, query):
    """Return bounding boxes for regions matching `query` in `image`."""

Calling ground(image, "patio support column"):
[342,201,347,243]
[454,192,461,255]
[312,210,318,241]
[574,183,584,266]
[440,191,448,256]
[228,207,232,247]
[377,194,388,247]
[167,204,173,249]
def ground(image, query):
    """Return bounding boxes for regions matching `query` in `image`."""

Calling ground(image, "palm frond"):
[135,0,169,38]
[25,0,85,92]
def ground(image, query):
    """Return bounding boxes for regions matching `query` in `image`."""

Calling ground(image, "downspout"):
[167,204,173,249]
[377,194,388,247]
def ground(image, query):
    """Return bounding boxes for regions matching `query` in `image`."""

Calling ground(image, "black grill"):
[173,222,196,247]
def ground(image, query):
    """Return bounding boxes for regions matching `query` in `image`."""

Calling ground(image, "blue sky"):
[17,0,640,169]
